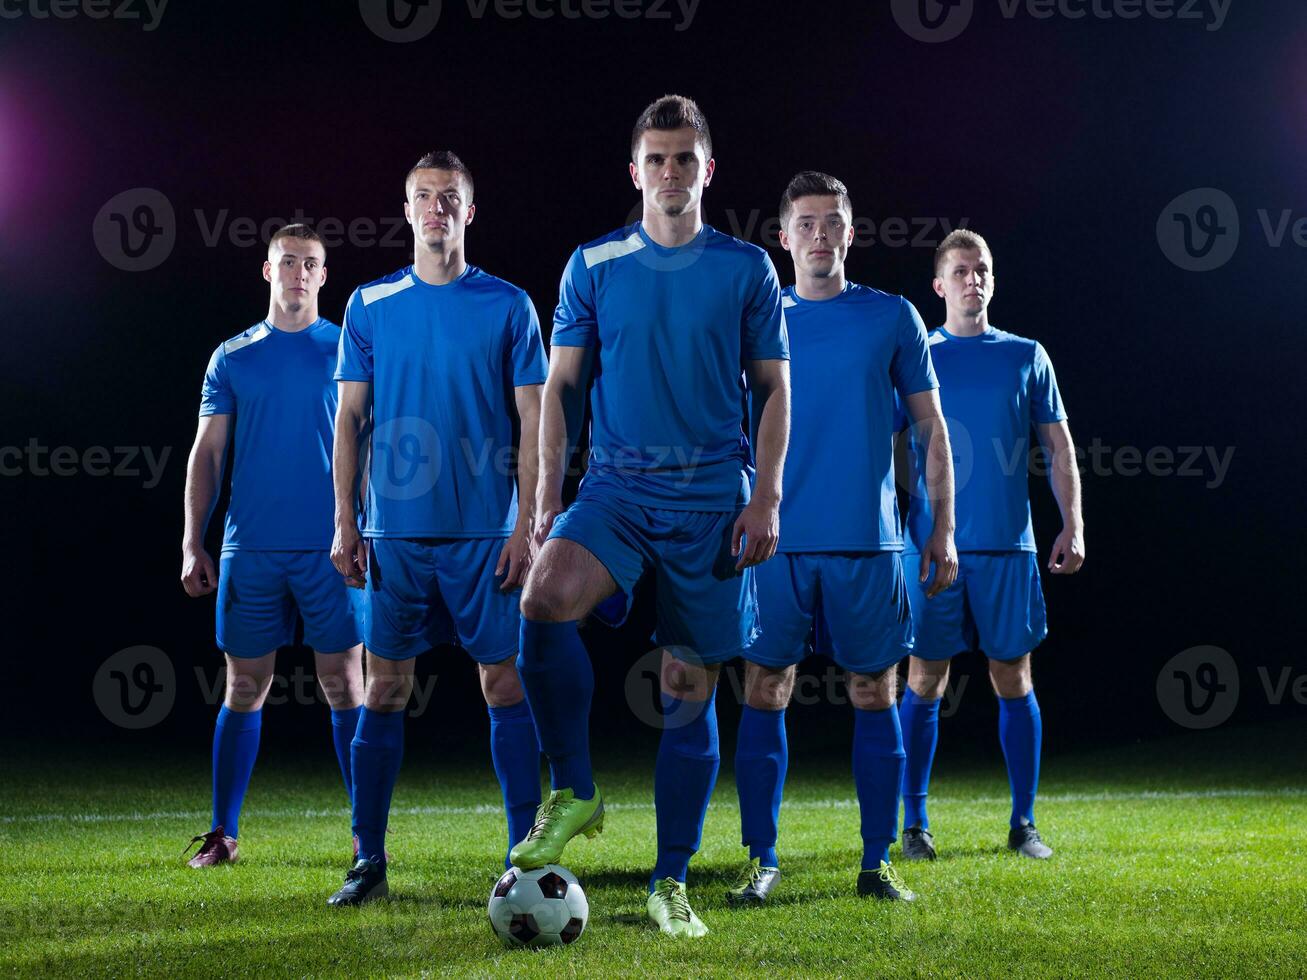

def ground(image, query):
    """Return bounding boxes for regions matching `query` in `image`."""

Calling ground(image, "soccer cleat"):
[725,857,781,905]
[508,788,604,870]
[183,826,239,868]
[901,826,937,861]
[1008,822,1053,859]
[327,858,389,907]
[857,861,917,901]
[647,878,709,937]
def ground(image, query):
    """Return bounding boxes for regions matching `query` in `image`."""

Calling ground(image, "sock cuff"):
[359,707,406,737]
[217,705,262,730]
[998,690,1040,710]
[487,699,532,721]
[740,703,786,721]
[902,688,942,710]
[853,703,904,751]
[331,705,363,726]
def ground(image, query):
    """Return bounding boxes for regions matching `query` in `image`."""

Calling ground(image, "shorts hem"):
[217,637,290,659]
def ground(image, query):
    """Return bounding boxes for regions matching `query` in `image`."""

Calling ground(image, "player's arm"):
[536,345,593,545]
[332,380,372,588]
[180,414,229,597]
[498,383,544,590]
[1037,420,1085,574]
[903,389,958,597]
[734,358,791,570]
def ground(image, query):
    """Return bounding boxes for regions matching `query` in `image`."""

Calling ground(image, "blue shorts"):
[904,551,1047,662]
[216,550,362,659]
[365,537,520,663]
[548,489,758,665]
[751,552,913,676]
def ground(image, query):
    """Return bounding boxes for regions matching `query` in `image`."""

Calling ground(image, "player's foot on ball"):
[647,878,709,937]
[725,857,781,905]
[352,835,392,864]
[183,826,239,868]
[901,826,937,861]
[327,858,388,907]
[857,861,916,901]
[1007,821,1053,859]
[508,787,604,870]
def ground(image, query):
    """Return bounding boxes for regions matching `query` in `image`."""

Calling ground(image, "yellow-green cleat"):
[647,878,709,938]
[508,787,604,870]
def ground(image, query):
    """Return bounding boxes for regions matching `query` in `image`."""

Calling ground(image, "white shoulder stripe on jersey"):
[361,276,416,306]
[928,332,948,346]
[224,323,271,354]
[583,232,645,269]
[782,295,798,309]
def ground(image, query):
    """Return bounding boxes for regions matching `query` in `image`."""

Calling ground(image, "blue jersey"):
[550,222,789,512]
[199,318,341,555]
[335,265,548,538]
[777,283,936,552]
[903,326,1067,553]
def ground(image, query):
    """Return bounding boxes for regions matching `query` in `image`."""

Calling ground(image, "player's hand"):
[180,544,217,597]
[1048,525,1085,575]
[534,492,564,549]
[497,525,533,592]
[331,521,368,589]
[919,529,958,599]
[732,494,780,571]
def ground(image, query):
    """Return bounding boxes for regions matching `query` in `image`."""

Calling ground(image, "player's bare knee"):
[519,579,576,623]
[363,654,415,712]
[989,654,1033,699]
[315,647,364,710]
[224,653,275,711]
[907,655,950,701]
[743,661,795,711]
[480,659,525,707]
[848,667,897,711]
[660,650,719,702]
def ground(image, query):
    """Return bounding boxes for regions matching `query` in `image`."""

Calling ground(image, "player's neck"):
[267,302,318,332]
[641,207,702,248]
[794,268,846,302]
[945,309,989,337]
[413,245,467,286]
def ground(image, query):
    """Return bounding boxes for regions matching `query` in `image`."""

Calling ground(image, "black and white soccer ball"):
[488,864,589,948]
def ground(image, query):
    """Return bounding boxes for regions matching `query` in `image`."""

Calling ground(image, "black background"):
[1,0,1302,761]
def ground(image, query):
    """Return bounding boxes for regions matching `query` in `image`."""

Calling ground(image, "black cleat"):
[327,858,389,907]
[725,858,782,905]
[857,861,916,901]
[1007,822,1053,859]
[901,826,937,861]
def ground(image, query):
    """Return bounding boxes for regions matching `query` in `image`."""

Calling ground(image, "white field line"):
[2,787,1304,826]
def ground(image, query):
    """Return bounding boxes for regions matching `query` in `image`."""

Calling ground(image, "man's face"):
[630,127,714,218]
[780,194,854,280]
[263,237,326,312]
[404,168,474,250]
[934,246,995,316]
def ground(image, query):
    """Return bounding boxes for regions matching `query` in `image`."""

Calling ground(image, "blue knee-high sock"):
[735,705,787,867]
[516,620,594,799]
[853,704,905,870]
[331,706,363,805]
[351,708,405,864]
[998,691,1041,828]
[651,690,721,889]
[211,706,262,839]
[488,700,543,866]
[899,688,941,831]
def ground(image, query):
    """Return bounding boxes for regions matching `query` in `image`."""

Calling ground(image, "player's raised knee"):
[848,667,897,711]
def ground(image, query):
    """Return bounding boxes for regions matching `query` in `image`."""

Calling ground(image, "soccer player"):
[181,224,364,868]
[724,173,957,905]
[508,95,791,938]
[899,229,1084,861]
[327,151,548,906]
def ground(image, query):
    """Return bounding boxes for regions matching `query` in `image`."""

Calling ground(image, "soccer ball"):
[487,865,589,948]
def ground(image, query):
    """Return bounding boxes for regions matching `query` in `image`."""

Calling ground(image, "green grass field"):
[3,721,1304,978]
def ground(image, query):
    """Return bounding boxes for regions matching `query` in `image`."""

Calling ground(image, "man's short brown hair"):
[933,228,991,276]
[779,171,853,227]
[267,223,324,257]
[405,150,475,202]
[630,94,712,161]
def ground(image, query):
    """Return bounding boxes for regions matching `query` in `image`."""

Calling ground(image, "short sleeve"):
[551,248,598,348]
[509,290,548,386]
[335,288,374,382]
[741,252,789,360]
[199,346,234,416]
[890,299,938,398]
[1030,342,1067,423]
